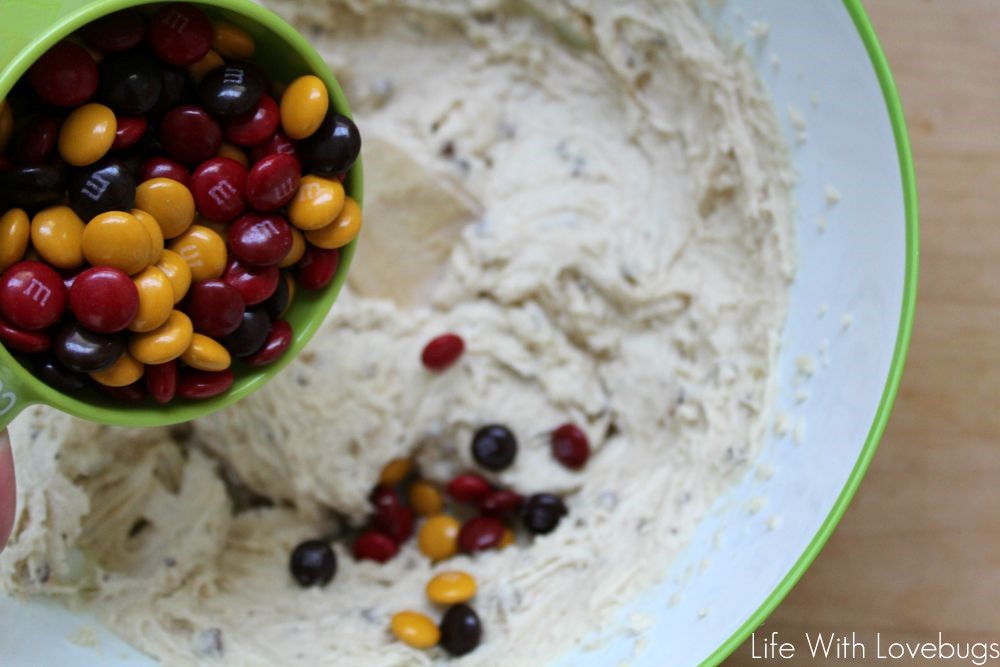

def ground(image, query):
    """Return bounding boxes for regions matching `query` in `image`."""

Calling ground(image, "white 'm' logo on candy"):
[208,181,239,206]
[81,173,111,201]
[273,178,297,200]
[22,278,51,306]
[253,218,281,237]
[164,8,189,31]
[223,68,245,85]
[301,182,323,200]
[178,246,203,268]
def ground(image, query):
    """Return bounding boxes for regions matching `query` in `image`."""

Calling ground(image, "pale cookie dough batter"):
[1,1,794,665]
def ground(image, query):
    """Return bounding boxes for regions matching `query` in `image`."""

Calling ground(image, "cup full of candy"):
[0,0,363,429]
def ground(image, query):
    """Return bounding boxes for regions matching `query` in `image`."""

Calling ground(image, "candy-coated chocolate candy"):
[181,333,231,371]
[479,489,523,519]
[379,457,412,485]
[457,516,505,553]
[153,65,191,116]
[128,308,193,364]
[280,75,329,140]
[176,367,233,399]
[0,261,66,330]
[353,530,399,563]
[82,210,153,275]
[390,611,440,650]
[305,196,362,250]
[421,333,465,372]
[69,158,137,221]
[220,308,270,357]
[520,493,568,535]
[217,142,248,166]
[550,423,590,470]
[409,481,443,517]
[184,279,244,337]
[28,41,98,107]
[417,515,460,561]
[98,53,163,115]
[260,273,291,318]
[168,225,227,281]
[0,209,30,272]
[198,63,263,118]
[111,116,148,151]
[287,175,344,230]
[499,529,515,549]
[12,115,60,163]
[54,321,124,372]
[298,113,362,175]
[128,266,174,332]
[447,473,492,504]
[0,102,12,153]
[186,49,224,84]
[81,10,145,53]
[224,94,279,147]
[223,258,278,305]
[426,571,477,606]
[0,314,51,353]
[246,153,300,212]
[249,130,299,166]
[155,249,192,303]
[138,157,190,187]
[190,157,247,222]
[212,22,255,60]
[89,350,144,387]
[148,4,213,66]
[471,424,517,471]
[295,246,340,290]
[243,318,291,367]
[371,485,412,543]
[131,209,165,265]
[439,604,482,657]
[289,539,336,588]
[159,105,222,164]
[102,381,146,402]
[278,228,306,268]
[228,213,292,266]
[58,103,117,167]
[0,164,66,209]
[32,355,88,392]
[69,266,139,333]
[135,177,195,238]
[145,360,177,403]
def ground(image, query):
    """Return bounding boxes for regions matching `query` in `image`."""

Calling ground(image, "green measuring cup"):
[0,0,362,430]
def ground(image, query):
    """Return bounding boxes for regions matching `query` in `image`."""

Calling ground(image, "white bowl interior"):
[0,2,910,665]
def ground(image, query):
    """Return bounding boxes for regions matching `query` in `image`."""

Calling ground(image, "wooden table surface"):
[727,0,1000,663]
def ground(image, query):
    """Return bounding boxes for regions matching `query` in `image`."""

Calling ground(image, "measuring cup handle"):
[0,358,32,430]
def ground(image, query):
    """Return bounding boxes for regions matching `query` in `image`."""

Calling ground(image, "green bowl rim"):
[703,1,920,664]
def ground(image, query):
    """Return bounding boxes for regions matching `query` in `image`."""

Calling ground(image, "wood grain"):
[726,1,1000,664]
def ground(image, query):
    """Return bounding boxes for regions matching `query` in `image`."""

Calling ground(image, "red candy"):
[0,315,52,353]
[228,213,292,266]
[243,318,291,367]
[68,266,139,334]
[103,381,147,402]
[550,423,590,470]
[81,9,145,54]
[295,246,339,290]
[457,516,505,553]
[377,506,415,544]
[249,130,299,166]
[145,360,178,404]
[246,154,300,212]
[177,367,234,399]
[138,156,191,186]
[223,259,278,305]
[353,530,399,563]
[111,116,148,152]
[148,3,213,66]
[13,115,60,163]
[28,41,98,107]
[421,333,465,372]
[480,490,523,519]
[224,94,280,147]
[0,261,66,330]
[185,280,245,337]
[159,105,222,164]
[191,157,248,222]
[447,473,492,505]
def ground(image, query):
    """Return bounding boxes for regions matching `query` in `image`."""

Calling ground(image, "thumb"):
[0,429,15,550]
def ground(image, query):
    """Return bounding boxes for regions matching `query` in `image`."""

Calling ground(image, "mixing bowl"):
[0,0,917,665]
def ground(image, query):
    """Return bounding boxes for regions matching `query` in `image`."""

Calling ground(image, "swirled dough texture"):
[1,1,794,664]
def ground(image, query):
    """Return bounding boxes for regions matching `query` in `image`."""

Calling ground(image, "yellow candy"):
[128,310,193,365]
[278,227,306,268]
[186,49,224,83]
[499,529,515,549]
[409,481,443,517]
[379,458,412,486]
[426,571,477,605]
[212,22,255,60]
[155,249,192,304]
[89,351,144,387]
[131,209,165,266]
[168,225,228,282]
[82,211,153,275]
[135,178,196,239]
[280,75,329,140]
[129,266,175,333]
[0,209,30,272]
[0,101,12,153]
[279,272,294,318]
[181,333,231,371]
[288,175,344,230]
[218,142,249,166]
[58,103,116,166]
[390,611,440,650]
[304,197,362,250]
[30,206,85,270]
[417,515,460,562]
